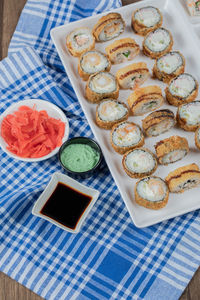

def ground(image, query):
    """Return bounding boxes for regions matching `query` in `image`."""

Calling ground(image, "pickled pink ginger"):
[1,105,65,158]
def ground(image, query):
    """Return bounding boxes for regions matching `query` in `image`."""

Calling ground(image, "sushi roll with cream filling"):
[132,6,163,36]
[135,176,169,210]
[166,73,198,107]
[155,135,189,165]
[66,27,95,57]
[116,62,149,90]
[96,99,129,129]
[142,109,175,137]
[177,101,200,131]
[165,164,200,193]
[195,127,200,150]
[153,51,185,83]
[78,50,111,81]
[105,38,140,64]
[127,85,164,116]
[122,148,157,178]
[110,121,144,154]
[143,27,173,59]
[85,71,119,103]
[92,13,125,42]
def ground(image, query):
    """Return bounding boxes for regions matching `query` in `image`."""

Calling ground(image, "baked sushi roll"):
[96,99,129,129]
[105,38,140,64]
[132,6,163,36]
[143,28,173,59]
[85,71,119,103]
[127,85,164,116]
[110,121,144,154]
[78,50,111,81]
[165,163,200,193]
[122,148,157,178]
[142,109,175,137]
[92,13,125,42]
[155,135,189,165]
[153,51,185,84]
[66,27,95,57]
[116,62,149,90]
[177,101,200,131]
[165,73,198,107]
[135,176,169,210]
[195,127,200,150]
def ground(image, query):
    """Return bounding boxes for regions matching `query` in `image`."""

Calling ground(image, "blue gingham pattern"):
[1,1,200,299]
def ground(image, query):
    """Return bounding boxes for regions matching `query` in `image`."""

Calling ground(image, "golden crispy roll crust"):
[131,7,163,36]
[134,176,169,210]
[153,52,185,84]
[85,72,119,103]
[154,135,189,165]
[66,27,95,57]
[105,38,140,64]
[176,102,200,131]
[166,85,198,107]
[85,84,119,103]
[78,51,111,81]
[110,122,144,154]
[166,88,198,106]
[142,29,173,59]
[122,148,157,178]
[142,109,175,136]
[92,13,125,42]
[165,164,200,193]
[165,73,199,106]
[176,114,197,132]
[127,85,164,116]
[96,100,129,129]
[78,63,89,81]
[195,127,200,150]
[116,62,149,90]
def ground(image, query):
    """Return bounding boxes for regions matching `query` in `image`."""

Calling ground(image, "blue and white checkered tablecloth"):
[1,0,200,299]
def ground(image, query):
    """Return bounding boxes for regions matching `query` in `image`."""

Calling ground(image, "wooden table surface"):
[0,0,200,299]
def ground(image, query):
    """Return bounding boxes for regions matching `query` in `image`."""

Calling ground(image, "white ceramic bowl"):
[32,172,100,233]
[0,99,69,162]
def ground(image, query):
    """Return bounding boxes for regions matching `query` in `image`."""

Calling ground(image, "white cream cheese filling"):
[157,52,183,74]
[169,74,196,98]
[137,177,167,202]
[81,51,109,74]
[179,101,200,125]
[135,6,160,28]
[144,28,171,52]
[99,20,124,41]
[90,72,116,93]
[112,122,141,147]
[162,150,187,164]
[69,27,94,51]
[125,149,155,173]
[98,100,127,122]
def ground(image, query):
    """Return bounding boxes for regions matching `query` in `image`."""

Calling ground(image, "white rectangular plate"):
[51,0,200,228]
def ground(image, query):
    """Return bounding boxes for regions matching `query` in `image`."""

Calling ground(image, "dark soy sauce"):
[40,182,92,230]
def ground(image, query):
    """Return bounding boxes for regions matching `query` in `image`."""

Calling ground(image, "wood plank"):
[0,0,3,59]
[0,272,6,300]
[188,267,200,299]
[1,0,27,59]
[0,0,199,299]
[0,272,42,300]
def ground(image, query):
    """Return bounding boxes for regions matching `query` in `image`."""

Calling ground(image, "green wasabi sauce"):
[60,143,100,172]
